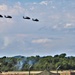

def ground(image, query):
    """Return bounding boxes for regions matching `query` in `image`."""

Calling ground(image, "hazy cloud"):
[0,4,7,11]
[1,36,11,49]
[39,1,48,6]
[64,23,73,28]
[32,38,51,44]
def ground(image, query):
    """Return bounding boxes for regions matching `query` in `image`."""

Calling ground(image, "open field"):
[1,70,75,75]
[0,71,42,75]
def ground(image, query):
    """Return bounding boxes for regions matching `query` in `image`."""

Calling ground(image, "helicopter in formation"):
[0,15,3,18]
[0,14,39,22]
[23,16,39,22]
[32,18,39,22]
[4,15,12,18]
[0,14,12,18]
[23,16,30,19]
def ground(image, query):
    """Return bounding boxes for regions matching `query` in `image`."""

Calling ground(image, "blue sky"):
[0,0,75,57]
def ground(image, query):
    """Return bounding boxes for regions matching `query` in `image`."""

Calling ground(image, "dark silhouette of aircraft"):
[4,15,12,18]
[0,15,3,18]
[23,16,30,19]
[32,18,39,22]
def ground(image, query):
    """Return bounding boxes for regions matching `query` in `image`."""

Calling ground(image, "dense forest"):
[0,53,75,71]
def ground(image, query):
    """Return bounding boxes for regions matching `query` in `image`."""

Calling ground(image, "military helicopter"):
[0,15,3,18]
[23,16,30,19]
[4,15,12,18]
[32,18,39,22]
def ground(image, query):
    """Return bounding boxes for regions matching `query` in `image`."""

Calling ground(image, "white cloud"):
[33,2,37,5]
[39,1,48,6]
[1,35,24,49]
[0,4,7,11]
[32,38,51,44]
[0,2,25,33]
[30,7,35,10]
[4,36,10,47]
[9,2,25,15]
[0,2,25,15]
[64,23,73,28]
[0,19,14,33]
[52,25,58,29]
[1,36,11,49]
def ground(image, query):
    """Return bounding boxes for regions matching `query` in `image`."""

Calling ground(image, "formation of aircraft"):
[0,15,12,18]
[23,16,39,22]
[0,14,39,22]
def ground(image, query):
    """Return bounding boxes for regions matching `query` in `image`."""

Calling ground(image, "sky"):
[0,0,75,57]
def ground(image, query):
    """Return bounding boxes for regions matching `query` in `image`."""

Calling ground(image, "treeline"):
[0,53,75,71]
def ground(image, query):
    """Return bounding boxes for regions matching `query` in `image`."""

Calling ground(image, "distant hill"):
[13,55,25,58]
